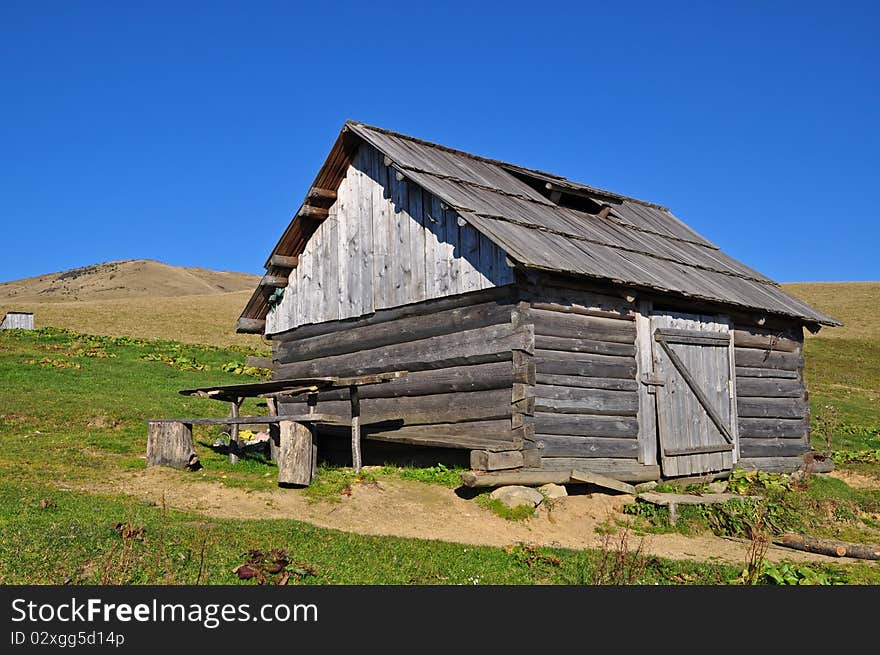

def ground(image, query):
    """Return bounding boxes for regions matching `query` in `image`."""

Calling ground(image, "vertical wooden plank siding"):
[634,300,657,465]
[265,143,513,334]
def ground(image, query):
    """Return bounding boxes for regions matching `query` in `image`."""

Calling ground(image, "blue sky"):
[1,1,877,283]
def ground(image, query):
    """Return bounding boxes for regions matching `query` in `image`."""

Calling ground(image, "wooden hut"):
[1,312,34,330]
[236,121,839,483]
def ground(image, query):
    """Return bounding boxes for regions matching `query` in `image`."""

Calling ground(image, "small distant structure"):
[1,312,34,330]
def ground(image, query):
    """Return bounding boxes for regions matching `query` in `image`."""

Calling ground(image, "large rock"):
[537,483,568,500]
[489,485,544,508]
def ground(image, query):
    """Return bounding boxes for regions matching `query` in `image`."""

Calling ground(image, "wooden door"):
[650,312,737,477]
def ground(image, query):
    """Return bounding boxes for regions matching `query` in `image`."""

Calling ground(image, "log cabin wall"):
[272,289,532,452]
[265,142,514,335]
[732,323,810,471]
[515,283,657,479]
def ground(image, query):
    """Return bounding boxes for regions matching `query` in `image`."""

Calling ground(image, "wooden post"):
[276,420,314,486]
[266,397,279,463]
[229,397,243,464]
[350,385,361,472]
[146,421,197,469]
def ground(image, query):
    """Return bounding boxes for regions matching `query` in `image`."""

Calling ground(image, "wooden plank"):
[276,323,529,379]
[270,286,514,342]
[350,386,361,472]
[358,145,374,317]
[737,397,808,419]
[470,450,524,471]
[738,438,810,458]
[526,300,634,322]
[236,317,265,334]
[736,456,822,473]
[460,470,573,487]
[275,421,314,486]
[654,334,735,444]
[146,414,340,425]
[535,435,639,458]
[336,155,353,320]
[459,218,482,292]
[535,373,638,392]
[732,326,801,353]
[374,146,393,308]
[534,355,637,379]
[653,329,730,346]
[528,308,636,343]
[570,470,637,494]
[664,444,733,457]
[539,458,660,482]
[735,377,804,398]
[534,335,636,357]
[529,412,639,438]
[735,366,799,379]
[734,347,803,370]
[534,389,638,416]
[268,254,299,269]
[406,166,426,303]
[284,388,512,426]
[738,417,808,439]
[146,421,197,469]
[634,300,657,466]
[274,300,513,363]
[260,275,288,288]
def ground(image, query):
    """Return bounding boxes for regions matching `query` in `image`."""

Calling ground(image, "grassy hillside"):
[0,260,264,349]
[782,282,880,449]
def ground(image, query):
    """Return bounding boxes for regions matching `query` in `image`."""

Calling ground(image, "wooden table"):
[177,371,407,476]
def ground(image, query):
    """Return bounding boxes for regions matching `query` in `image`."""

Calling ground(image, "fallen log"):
[775,533,880,560]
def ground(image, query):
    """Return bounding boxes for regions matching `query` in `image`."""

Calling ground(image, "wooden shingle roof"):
[238,121,839,331]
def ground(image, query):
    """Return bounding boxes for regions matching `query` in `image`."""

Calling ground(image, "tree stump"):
[273,420,314,486]
[146,421,198,469]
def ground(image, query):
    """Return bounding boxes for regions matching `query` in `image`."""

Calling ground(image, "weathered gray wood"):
[522,448,542,469]
[1,312,34,330]
[654,328,730,346]
[306,186,337,202]
[539,458,660,482]
[535,434,639,458]
[634,300,657,466]
[267,398,279,463]
[147,414,340,425]
[664,443,733,457]
[528,308,636,343]
[652,312,733,477]
[297,205,329,220]
[350,386,361,472]
[229,399,242,465]
[460,470,572,487]
[735,377,803,398]
[276,323,529,379]
[271,286,514,342]
[534,355,637,379]
[732,326,801,353]
[734,347,803,370]
[236,317,266,333]
[534,385,638,416]
[534,335,636,357]
[275,421,314,486]
[570,470,637,494]
[738,438,809,458]
[529,412,639,437]
[274,301,513,363]
[291,362,513,401]
[735,366,799,379]
[283,388,512,426]
[146,421,197,469]
[470,450,524,471]
[736,456,825,473]
[533,374,636,394]
[737,397,808,419]
[526,299,635,321]
[738,417,808,439]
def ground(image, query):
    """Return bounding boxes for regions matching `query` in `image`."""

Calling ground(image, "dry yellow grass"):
[782,282,880,341]
[0,291,267,350]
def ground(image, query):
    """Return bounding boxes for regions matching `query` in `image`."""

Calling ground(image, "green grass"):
[3,326,880,585]
[475,493,537,521]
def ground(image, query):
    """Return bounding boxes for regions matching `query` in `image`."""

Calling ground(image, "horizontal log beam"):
[737,397,807,419]
[297,205,329,221]
[534,435,639,458]
[306,187,338,202]
[734,347,803,371]
[738,438,810,458]
[528,413,639,438]
[268,254,299,269]
[534,335,636,357]
[537,458,660,482]
[736,377,803,398]
[236,317,266,334]
[260,275,289,288]
[738,417,808,439]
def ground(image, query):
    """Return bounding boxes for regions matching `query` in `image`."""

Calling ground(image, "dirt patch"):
[827,469,880,490]
[79,468,847,566]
